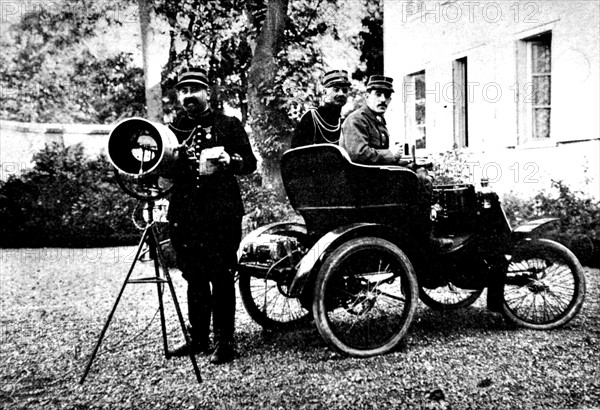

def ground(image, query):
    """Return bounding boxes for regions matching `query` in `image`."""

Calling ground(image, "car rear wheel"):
[313,237,419,357]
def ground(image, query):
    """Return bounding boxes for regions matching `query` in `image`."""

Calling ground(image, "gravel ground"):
[0,246,598,410]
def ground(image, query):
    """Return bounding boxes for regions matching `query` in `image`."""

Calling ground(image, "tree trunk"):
[138,0,163,122]
[247,0,291,194]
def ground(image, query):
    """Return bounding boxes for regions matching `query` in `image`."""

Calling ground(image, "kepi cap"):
[366,75,394,93]
[322,70,351,88]
[176,68,209,89]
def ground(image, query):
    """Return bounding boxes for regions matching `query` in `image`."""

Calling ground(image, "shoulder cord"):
[311,109,341,144]
[178,126,197,155]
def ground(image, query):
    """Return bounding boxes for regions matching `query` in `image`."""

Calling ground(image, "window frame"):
[527,34,552,140]
[452,57,469,148]
[404,70,427,150]
[517,31,552,146]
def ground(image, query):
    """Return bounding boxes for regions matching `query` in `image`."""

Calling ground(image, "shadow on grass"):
[232,303,517,361]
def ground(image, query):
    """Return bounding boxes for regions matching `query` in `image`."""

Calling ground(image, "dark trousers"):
[170,216,242,343]
[186,267,236,343]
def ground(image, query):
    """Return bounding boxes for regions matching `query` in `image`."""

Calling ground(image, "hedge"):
[2,144,598,268]
[0,143,140,247]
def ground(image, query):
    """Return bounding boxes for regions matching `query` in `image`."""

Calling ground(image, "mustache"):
[183,96,199,106]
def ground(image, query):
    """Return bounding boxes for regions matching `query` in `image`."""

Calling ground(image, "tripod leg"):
[79,227,151,384]
[152,229,202,384]
[149,229,169,357]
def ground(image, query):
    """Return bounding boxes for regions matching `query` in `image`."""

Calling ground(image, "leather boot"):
[169,337,212,357]
[169,324,212,357]
[210,340,235,364]
[209,268,236,364]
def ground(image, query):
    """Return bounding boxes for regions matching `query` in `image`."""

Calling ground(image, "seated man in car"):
[340,75,432,192]
[340,75,450,248]
[340,75,403,165]
[291,69,351,148]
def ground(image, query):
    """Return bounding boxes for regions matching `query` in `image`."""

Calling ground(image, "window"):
[517,31,552,143]
[453,57,468,148]
[529,34,551,139]
[404,71,426,149]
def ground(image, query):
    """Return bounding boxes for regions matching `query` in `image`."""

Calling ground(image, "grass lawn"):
[1,246,599,409]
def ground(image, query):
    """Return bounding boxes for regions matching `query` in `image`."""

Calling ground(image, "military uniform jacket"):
[291,105,342,148]
[167,110,257,225]
[339,105,396,165]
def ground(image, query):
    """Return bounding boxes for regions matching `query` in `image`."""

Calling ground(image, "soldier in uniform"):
[340,75,451,249]
[339,75,406,165]
[291,70,351,148]
[167,68,257,364]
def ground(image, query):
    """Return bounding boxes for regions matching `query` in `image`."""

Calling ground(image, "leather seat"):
[281,144,427,236]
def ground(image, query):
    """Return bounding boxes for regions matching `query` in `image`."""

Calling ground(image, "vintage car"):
[237,144,586,357]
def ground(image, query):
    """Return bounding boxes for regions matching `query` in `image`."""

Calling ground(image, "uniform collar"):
[361,105,386,125]
[317,103,342,119]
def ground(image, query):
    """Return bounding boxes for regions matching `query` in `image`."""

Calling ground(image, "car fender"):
[288,222,409,298]
[512,217,559,242]
[488,218,560,312]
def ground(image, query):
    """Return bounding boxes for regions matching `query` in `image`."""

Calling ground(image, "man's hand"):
[389,143,403,159]
[217,150,231,167]
[390,144,411,166]
[416,167,429,178]
[415,166,435,183]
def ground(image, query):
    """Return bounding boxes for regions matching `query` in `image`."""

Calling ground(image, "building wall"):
[383,0,600,198]
[0,120,111,181]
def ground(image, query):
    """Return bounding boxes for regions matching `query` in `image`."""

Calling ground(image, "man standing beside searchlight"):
[167,68,257,364]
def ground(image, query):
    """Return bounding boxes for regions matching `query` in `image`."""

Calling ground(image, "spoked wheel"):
[238,270,311,330]
[420,284,483,310]
[313,237,419,357]
[238,224,312,331]
[502,238,586,330]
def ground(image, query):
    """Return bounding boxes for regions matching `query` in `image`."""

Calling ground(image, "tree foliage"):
[152,0,370,189]
[154,0,355,121]
[0,0,144,123]
[0,143,140,247]
[503,180,600,267]
[153,0,255,122]
[351,0,384,82]
[1,0,382,127]
[1,0,383,189]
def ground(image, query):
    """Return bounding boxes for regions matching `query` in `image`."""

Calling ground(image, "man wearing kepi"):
[339,75,407,165]
[340,75,449,248]
[291,69,351,148]
[167,68,257,364]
